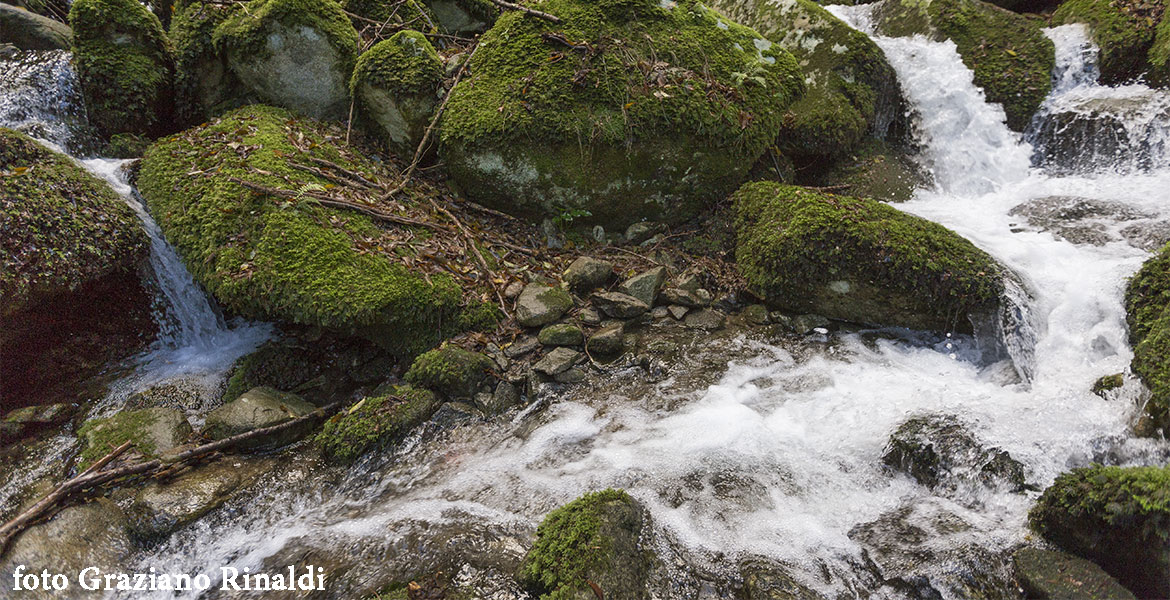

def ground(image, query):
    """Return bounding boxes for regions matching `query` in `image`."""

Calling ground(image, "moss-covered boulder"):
[1151,12,1170,86]
[733,182,1009,333]
[874,0,1054,131]
[0,3,71,51]
[520,489,653,600]
[1053,0,1167,86]
[440,0,804,228]
[1,128,156,408]
[1124,241,1170,432]
[170,1,253,126]
[404,346,493,398]
[77,407,192,468]
[316,385,439,463]
[706,0,900,158]
[212,0,359,119]
[69,0,174,137]
[351,31,443,155]
[1029,464,1170,598]
[138,105,481,357]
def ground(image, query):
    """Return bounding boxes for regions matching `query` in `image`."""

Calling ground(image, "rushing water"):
[3,13,1170,598]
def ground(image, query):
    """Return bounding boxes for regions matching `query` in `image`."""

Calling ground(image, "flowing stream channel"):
[2,9,1170,599]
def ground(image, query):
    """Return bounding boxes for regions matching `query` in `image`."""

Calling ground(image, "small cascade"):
[0,50,97,154]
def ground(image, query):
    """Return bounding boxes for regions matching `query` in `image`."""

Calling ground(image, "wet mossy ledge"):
[1125,241,1170,432]
[137,105,495,357]
[69,0,174,137]
[1029,464,1170,598]
[1053,0,1169,86]
[315,385,439,463]
[873,0,1054,131]
[733,182,1008,333]
[440,0,805,229]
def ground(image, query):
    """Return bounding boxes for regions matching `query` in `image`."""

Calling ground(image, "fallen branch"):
[488,0,562,22]
[427,197,512,319]
[288,161,377,190]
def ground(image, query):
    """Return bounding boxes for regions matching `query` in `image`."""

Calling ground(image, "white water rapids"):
[3,11,1170,598]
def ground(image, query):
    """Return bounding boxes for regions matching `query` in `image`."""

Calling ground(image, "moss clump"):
[351,31,443,153]
[213,0,358,63]
[138,105,473,357]
[404,346,493,398]
[875,0,1053,131]
[0,128,147,320]
[1091,372,1124,397]
[76,407,192,468]
[520,489,649,600]
[169,1,251,126]
[316,385,439,463]
[1125,243,1170,431]
[733,182,1005,333]
[1029,464,1170,598]
[1054,0,1165,85]
[1146,9,1170,86]
[440,0,804,227]
[69,0,174,137]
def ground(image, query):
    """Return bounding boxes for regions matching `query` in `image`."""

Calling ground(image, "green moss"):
[104,133,150,158]
[137,105,473,357]
[1148,11,1170,86]
[520,489,634,599]
[440,0,803,226]
[1125,242,1170,430]
[733,182,1005,332]
[77,410,159,467]
[1054,0,1163,85]
[351,30,442,96]
[404,346,492,397]
[316,385,439,463]
[69,0,174,137]
[213,0,358,69]
[170,1,250,126]
[0,128,147,319]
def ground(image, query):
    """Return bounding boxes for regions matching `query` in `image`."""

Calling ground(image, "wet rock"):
[554,367,587,384]
[882,415,1027,493]
[1053,0,1165,85]
[532,347,583,376]
[625,221,665,245]
[685,309,727,331]
[221,334,394,406]
[1091,373,1124,398]
[504,336,540,358]
[2,403,77,439]
[803,138,927,203]
[592,291,650,319]
[351,31,442,156]
[1029,464,1170,598]
[538,323,584,347]
[431,401,483,427]
[740,557,826,600]
[587,324,625,356]
[405,346,493,398]
[126,456,272,542]
[563,257,614,293]
[1009,196,1148,245]
[481,380,520,415]
[1121,220,1170,251]
[743,304,770,326]
[1029,93,1170,175]
[520,489,652,600]
[0,3,71,50]
[77,407,192,468]
[316,385,439,463]
[202,387,316,449]
[1012,547,1136,600]
[516,283,574,327]
[618,266,668,307]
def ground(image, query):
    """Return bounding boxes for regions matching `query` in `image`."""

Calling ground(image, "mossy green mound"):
[170,1,252,126]
[1125,242,1170,432]
[733,182,1006,333]
[351,31,443,154]
[874,0,1054,131]
[138,105,479,357]
[69,0,174,137]
[1053,0,1166,86]
[1029,464,1170,598]
[706,0,900,158]
[0,128,147,320]
[213,0,359,119]
[316,385,439,463]
[440,0,804,228]
[520,489,652,600]
[404,346,493,398]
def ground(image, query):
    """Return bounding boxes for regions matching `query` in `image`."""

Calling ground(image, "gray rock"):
[201,386,317,449]
[1012,547,1136,600]
[516,283,574,327]
[539,323,584,347]
[674,273,702,292]
[650,306,670,319]
[578,306,603,325]
[1009,196,1148,247]
[743,304,770,325]
[504,280,525,298]
[592,291,649,319]
[883,414,1027,494]
[587,324,625,356]
[533,347,583,376]
[660,287,711,308]
[790,314,831,334]
[563,257,614,293]
[0,4,71,50]
[685,308,726,331]
[625,221,664,245]
[78,407,192,465]
[618,266,667,307]
[431,401,483,427]
[554,367,586,384]
[504,335,540,358]
[481,380,520,415]
[740,557,826,600]
[428,0,489,34]
[667,305,689,320]
[3,402,77,437]
[127,457,272,542]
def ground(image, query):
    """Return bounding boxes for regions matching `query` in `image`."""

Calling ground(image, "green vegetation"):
[1054,0,1165,85]
[69,0,174,136]
[138,105,481,357]
[0,128,147,319]
[351,31,442,96]
[1146,10,1170,86]
[801,138,925,203]
[212,0,358,65]
[76,408,190,468]
[169,1,248,126]
[404,346,493,398]
[1125,243,1170,431]
[341,0,433,29]
[316,385,439,463]
[733,182,1005,332]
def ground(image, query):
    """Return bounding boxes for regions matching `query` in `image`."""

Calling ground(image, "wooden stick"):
[488,0,561,22]
[427,197,512,319]
[305,156,381,189]
[224,176,449,232]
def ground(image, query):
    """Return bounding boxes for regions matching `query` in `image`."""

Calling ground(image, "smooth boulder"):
[202,386,316,448]
[0,3,71,50]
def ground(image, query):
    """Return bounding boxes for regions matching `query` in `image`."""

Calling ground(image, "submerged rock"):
[351,30,443,155]
[202,386,317,449]
[1029,464,1170,598]
[440,0,804,228]
[77,407,192,468]
[1009,196,1150,246]
[1053,0,1168,85]
[734,182,1011,334]
[70,0,174,136]
[1012,547,1136,600]
[882,414,1027,493]
[0,3,70,50]
[404,346,493,398]
[520,489,653,600]
[1029,92,1170,175]
[874,0,1054,131]
[316,385,439,463]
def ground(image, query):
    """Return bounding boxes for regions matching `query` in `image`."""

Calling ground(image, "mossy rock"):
[1029,464,1170,598]
[351,31,443,155]
[799,138,927,202]
[404,346,493,398]
[733,182,1008,333]
[76,407,193,469]
[706,0,901,158]
[1053,0,1166,86]
[138,105,485,357]
[425,0,496,33]
[213,0,359,119]
[1151,11,1170,86]
[170,1,254,126]
[874,0,1054,131]
[316,385,439,463]
[202,386,317,449]
[440,0,804,229]
[520,489,653,600]
[1124,241,1170,432]
[69,0,174,137]
[1012,547,1136,600]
